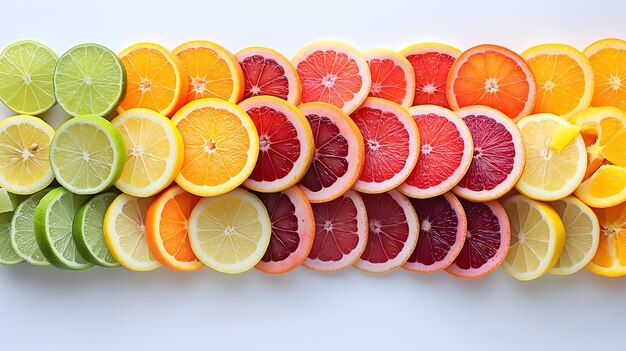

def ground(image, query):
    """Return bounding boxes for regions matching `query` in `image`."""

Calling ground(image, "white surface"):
[1,0,625,349]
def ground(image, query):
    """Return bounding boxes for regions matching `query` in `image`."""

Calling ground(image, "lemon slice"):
[549,196,600,275]
[515,113,587,201]
[502,195,566,281]
[188,188,271,274]
[112,108,184,197]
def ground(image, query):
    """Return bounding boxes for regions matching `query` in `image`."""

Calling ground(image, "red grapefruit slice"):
[404,192,466,273]
[350,97,420,194]
[303,190,368,272]
[254,186,315,274]
[297,102,364,203]
[236,46,302,105]
[354,190,419,273]
[363,49,415,108]
[240,96,314,193]
[452,105,525,202]
[400,43,461,108]
[292,41,371,114]
[445,199,510,279]
[398,105,473,199]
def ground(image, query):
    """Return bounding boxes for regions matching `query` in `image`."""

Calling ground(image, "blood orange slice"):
[303,190,368,272]
[452,106,525,202]
[354,190,419,273]
[236,46,302,105]
[363,49,415,107]
[445,199,510,279]
[404,192,466,273]
[350,97,420,194]
[398,105,473,198]
[254,187,315,274]
[240,96,314,193]
[292,41,371,114]
[297,102,364,203]
[447,44,537,120]
[400,43,461,108]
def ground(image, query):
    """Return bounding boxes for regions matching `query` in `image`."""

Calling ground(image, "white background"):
[1,0,625,349]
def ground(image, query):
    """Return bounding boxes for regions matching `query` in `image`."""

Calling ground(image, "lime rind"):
[10,188,52,266]
[0,212,23,265]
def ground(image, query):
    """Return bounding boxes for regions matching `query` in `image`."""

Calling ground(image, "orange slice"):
[173,40,244,104]
[447,44,537,120]
[587,203,626,277]
[584,38,626,110]
[363,48,415,107]
[118,42,188,117]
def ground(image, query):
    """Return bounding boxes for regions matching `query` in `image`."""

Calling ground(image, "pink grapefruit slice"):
[445,199,511,279]
[354,190,419,273]
[236,46,302,105]
[404,192,467,273]
[350,97,420,194]
[452,105,525,202]
[292,41,371,114]
[400,42,461,108]
[297,102,364,203]
[255,186,315,274]
[240,96,314,193]
[303,190,368,272]
[363,49,415,108]
[398,105,473,199]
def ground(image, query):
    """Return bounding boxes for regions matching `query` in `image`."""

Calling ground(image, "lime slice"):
[0,188,20,213]
[53,43,126,117]
[10,188,52,266]
[72,192,120,268]
[0,40,57,115]
[0,211,23,265]
[50,115,126,195]
[33,187,92,270]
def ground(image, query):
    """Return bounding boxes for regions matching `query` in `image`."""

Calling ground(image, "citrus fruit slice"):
[549,196,600,275]
[398,105,473,198]
[145,185,203,271]
[354,190,419,273]
[174,40,244,104]
[50,115,126,195]
[447,44,537,120]
[0,188,20,213]
[188,188,271,274]
[0,40,57,115]
[452,106,525,202]
[0,211,22,265]
[400,42,461,108]
[584,38,626,110]
[10,188,52,266]
[103,193,160,271]
[236,46,301,104]
[521,44,594,119]
[72,192,120,268]
[254,186,315,274]
[172,98,259,197]
[446,199,510,279]
[292,41,371,114]
[303,190,368,272]
[34,187,92,270]
[587,202,626,277]
[0,115,54,195]
[54,43,126,117]
[297,102,364,203]
[350,97,420,194]
[239,96,314,193]
[363,48,415,107]
[111,108,184,197]
[404,192,466,273]
[515,113,587,201]
[502,195,566,281]
[575,165,626,209]
[118,42,188,117]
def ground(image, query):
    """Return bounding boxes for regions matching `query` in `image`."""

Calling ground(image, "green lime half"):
[0,40,58,115]
[0,212,23,265]
[33,187,92,270]
[50,115,126,195]
[0,188,20,213]
[10,188,53,266]
[54,43,126,117]
[72,192,120,268]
